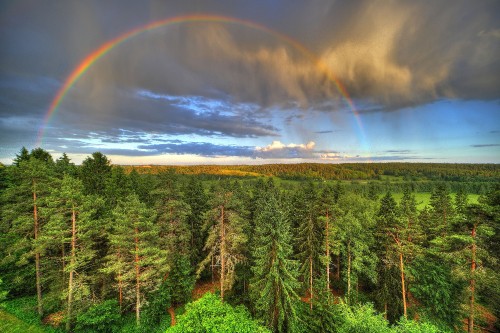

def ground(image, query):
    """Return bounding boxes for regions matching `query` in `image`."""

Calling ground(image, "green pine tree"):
[293,182,323,310]
[251,188,299,333]
[197,182,247,301]
[102,194,167,327]
[3,151,55,316]
[41,175,98,330]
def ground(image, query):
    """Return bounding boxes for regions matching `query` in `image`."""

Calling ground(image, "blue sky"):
[1,0,499,164]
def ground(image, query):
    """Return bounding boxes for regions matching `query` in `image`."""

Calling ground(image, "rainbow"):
[37,14,365,148]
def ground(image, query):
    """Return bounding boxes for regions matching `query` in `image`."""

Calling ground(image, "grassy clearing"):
[392,192,480,210]
[0,309,51,333]
[0,297,62,333]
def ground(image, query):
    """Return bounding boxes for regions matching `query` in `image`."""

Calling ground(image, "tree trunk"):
[309,255,313,311]
[66,206,77,331]
[118,250,123,312]
[468,224,477,333]
[399,252,407,319]
[326,211,330,294]
[33,183,43,317]
[347,242,351,298]
[220,205,225,302]
[135,227,140,326]
[336,255,340,280]
[211,255,214,284]
[61,244,65,286]
[118,274,123,312]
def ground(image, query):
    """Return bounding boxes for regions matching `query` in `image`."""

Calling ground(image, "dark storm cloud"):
[44,85,279,139]
[138,142,254,157]
[3,1,500,109]
[1,0,499,160]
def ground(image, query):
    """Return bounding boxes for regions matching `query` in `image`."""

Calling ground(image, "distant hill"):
[121,163,500,182]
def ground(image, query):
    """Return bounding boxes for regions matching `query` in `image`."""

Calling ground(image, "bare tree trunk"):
[384,302,388,320]
[326,211,330,294]
[347,242,351,298]
[309,255,313,311]
[211,255,214,284]
[135,227,140,326]
[116,249,123,311]
[336,255,340,280]
[220,205,225,302]
[66,207,77,331]
[61,244,65,286]
[118,274,123,312]
[33,183,43,317]
[468,225,477,333]
[400,252,407,319]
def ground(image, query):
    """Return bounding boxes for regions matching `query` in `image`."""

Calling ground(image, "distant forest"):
[0,147,498,333]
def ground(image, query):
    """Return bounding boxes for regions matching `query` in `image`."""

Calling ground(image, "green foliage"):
[74,299,121,333]
[54,153,77,177]
[0,278,8,304]
[407,256,463,330]
[251,187,300,333]
[1,297,62,332]
[393,318,450,333]
[79,152,112,195]
[166,292,270,333]
[292,182,324,299]
[102,194,167,326]
[2,149,499,333]
[197,182,248,299]
[141,281,171,330]
[335,303,392,333]
[166,255,195,305]
[336,193,377,300]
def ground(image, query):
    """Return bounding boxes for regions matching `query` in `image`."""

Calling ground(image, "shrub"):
[75,299,121,333]
[166,292,269,333]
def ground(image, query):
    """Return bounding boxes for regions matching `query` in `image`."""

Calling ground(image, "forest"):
[0,147,498,333]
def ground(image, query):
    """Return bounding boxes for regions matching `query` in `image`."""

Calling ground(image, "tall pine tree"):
[251,186,299,333]
[198,182,247,301]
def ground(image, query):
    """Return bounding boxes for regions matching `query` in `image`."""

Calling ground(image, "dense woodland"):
[0,147,499,333]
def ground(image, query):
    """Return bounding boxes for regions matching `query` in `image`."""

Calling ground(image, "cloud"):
[471,144,500,148]
[138,142,254,157]
[1,0,499,163]
[384,149,412,154]
[254,140,342,159]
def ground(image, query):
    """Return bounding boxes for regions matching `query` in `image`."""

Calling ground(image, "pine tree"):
[102,194,167,327]
[104,166,132,207]
[54,153,77,177]
[12,146,29,166]
[152,171,193,305]
[336,193,377,302]
[376,192,404,319]
[429,183,454,237]
[251,187,299,333]
[455,186,468,217]
[183,176,208,267]
[197,182,247,301]
[41,175,97,330]
[317,184,336,294]
[293,182,323,310]
[79,152,112,196]
[3,153,55,316]
[432,202,494,333]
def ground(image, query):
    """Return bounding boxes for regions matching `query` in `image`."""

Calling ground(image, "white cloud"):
[255,140,315,152]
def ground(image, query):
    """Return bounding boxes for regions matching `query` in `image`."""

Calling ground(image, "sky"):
[1,0,499,165]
